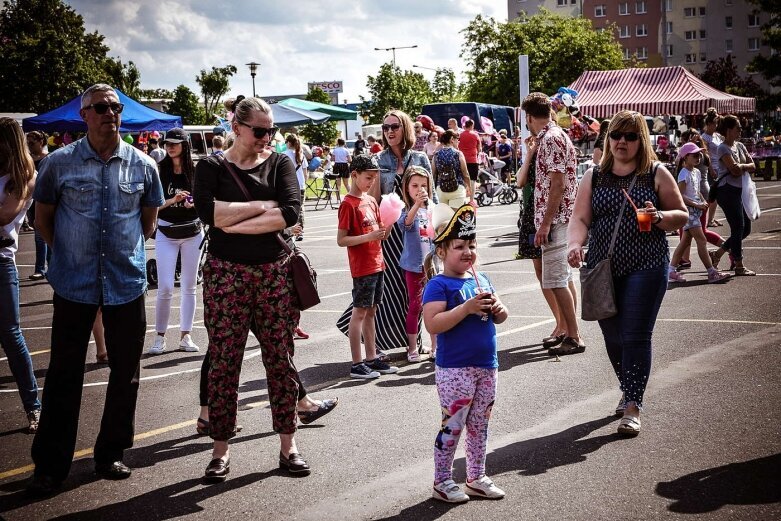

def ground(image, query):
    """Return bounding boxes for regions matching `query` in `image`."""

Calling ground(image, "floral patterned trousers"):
[203,254,300,441]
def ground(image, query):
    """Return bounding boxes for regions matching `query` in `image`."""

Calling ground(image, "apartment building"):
[509,0,580,18]
[584,0,663,66]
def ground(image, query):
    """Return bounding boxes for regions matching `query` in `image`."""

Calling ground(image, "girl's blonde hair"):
[600,110,657,175]
[401,165,434,209]
[0,118,34,200]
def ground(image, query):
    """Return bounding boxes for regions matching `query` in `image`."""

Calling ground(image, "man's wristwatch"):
[653,211,663,224]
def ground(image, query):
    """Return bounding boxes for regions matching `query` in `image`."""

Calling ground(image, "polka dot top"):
[585,164,669,277]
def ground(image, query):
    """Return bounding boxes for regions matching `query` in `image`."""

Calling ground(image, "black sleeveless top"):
[585,164,669,277]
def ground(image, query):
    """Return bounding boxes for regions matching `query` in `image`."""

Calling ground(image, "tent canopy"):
[270,103,330,126]
[278,98,358,121]
[569,66,755,119]
[22,89,181,133]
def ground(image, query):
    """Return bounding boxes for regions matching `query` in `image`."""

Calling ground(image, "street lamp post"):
[374,45,418,67]
[412,64,437,72]
[246,62,260,97]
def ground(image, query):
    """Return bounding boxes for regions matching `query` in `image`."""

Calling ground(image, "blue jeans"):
[0,257,40,412]
[598,264,667,408]
[33,229,51,274]
[716,184,751,261]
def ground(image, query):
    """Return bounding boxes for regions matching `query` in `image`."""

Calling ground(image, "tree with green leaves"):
[138,88,175,100]
[700,55,763,100]
[167,85,206,125]
[103,58,141,99]
[747,0,780,110]
[361,63,433,123]
[0,0,141,112]
[460,10,625,105]
[298,87,340,147]
[196,65,237,120]
[431,68,465,103]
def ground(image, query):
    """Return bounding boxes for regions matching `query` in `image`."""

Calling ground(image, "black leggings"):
[199,323,307,407]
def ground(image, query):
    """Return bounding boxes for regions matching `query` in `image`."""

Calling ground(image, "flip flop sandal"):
[95,354,109,364]
[196,418,210,436]
[617,415,641,437]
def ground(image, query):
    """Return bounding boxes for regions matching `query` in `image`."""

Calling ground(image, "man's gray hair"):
[81,84,117,109]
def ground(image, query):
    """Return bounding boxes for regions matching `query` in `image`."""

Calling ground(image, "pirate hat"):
[432,203,477,244]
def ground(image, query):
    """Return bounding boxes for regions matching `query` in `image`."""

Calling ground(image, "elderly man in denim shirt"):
[27,84,164,497]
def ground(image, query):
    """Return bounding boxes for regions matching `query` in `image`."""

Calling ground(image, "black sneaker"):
[350,362,380,379]
[365,357,399,374]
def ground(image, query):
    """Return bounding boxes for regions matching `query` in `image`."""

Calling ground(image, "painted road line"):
[0,349,49,362]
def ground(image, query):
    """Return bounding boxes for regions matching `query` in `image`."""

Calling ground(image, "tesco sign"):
[308,81,343,94]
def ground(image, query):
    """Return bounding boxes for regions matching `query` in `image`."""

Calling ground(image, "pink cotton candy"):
[426,209,435,239]
[379,193,404,227]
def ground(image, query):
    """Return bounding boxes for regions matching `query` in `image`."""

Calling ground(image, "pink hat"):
[677,142,705,161]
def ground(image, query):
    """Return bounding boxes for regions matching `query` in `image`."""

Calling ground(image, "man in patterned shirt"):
[522,92,584,356]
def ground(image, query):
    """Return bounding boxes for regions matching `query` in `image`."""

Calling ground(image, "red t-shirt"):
[337,194,385,277]
[458,130,481,163]
[370,143,384,154]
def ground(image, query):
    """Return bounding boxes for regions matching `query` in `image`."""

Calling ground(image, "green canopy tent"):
[279,98,358,139]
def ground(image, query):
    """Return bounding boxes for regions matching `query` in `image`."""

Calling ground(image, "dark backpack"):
[437,158,459,193]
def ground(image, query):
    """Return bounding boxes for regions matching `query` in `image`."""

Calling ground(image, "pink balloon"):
[460,115,470,128]
[433,125,445,134]
[379,193,404,227]
[416,114,435,131]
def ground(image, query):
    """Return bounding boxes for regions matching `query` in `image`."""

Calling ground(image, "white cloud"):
[65,0,506,102]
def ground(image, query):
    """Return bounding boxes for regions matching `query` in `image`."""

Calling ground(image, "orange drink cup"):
[636,209,653,232]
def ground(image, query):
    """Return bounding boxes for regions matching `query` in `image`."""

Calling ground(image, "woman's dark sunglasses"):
[609,130,639,142]
[86,102,124,114]
[237,119,278,139]
[382,123,402,132]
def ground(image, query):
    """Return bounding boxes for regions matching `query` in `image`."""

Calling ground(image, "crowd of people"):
[0,82,764,504]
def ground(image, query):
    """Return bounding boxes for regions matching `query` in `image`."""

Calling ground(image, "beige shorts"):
[436,185,468,209]
[541,222,571,289]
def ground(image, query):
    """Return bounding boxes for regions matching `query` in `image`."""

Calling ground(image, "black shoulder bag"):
[580,168,638,321]
[218,155,320,310]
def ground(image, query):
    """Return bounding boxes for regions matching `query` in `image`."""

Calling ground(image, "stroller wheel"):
[509,187,519,203]
[146,259,158,286]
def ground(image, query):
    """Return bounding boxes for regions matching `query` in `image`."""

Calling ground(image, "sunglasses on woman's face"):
[382,123,402,132]
[85,102,124,115]
[609,130,639,142]
[237,119,278,139]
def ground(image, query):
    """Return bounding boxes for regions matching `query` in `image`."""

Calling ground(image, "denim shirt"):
[34,138,164,305]
[377,149,431,196]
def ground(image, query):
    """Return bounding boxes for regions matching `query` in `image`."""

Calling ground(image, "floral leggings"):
[434,366,497,484]
[203,255,301,441]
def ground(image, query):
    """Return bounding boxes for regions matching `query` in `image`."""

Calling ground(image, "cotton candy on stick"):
[379,193,404,227]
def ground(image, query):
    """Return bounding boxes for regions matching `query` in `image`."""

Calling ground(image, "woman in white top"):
[285,134,308,238]
[423,130,440,161]
[701,107,723,226]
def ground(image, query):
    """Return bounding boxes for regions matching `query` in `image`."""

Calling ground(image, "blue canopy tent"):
[22,89,181,133]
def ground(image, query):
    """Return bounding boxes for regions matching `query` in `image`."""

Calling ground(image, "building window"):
[637,47,648,59]
[684,7,696,17]
[666,0,673,11]
[748,37,760,51]
[636,24,648,37]
[619,2,629,15]
[699,6,706,16]
[725,16,733,29]
[667,45,674,57]
[748,13,760,27]
[636,1,647,14]
[685,53,697,63]
[595,5,606,17]
[685,30,696,40]
[700,52,707,62]
[623,47,631,60]
[666,21,673,33]
[556,0,568,6]
[726,39,733,53]
[620,25,631,38]
[700,30,707,39]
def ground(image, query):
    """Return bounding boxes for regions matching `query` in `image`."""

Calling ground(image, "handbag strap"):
[219,154,293,252]
[605,167,640,259]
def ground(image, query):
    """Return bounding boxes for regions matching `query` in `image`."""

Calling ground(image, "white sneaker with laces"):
[148,335,167,355]
[433,479,469,503]
[465,475,506,499]
[179,334,199,352]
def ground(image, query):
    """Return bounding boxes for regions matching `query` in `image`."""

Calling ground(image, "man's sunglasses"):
[382,123,402,132]
[608,130,639,142]
[237,119,278,139]
[85,102,124,114]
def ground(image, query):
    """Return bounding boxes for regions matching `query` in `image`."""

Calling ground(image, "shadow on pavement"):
[655,452,781,514]
[374,415,620,520]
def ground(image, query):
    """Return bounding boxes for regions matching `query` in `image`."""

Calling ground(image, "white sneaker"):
[465,475,506,499]
[179,334,199,352]
[432,479,469,503]
[148,335,166,355]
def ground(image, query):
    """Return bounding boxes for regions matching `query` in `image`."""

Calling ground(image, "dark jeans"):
[716,184,751,261]
[33,229,51,274]
[0,257,40,412]
[31,293,146,481]
[598,264,667,408]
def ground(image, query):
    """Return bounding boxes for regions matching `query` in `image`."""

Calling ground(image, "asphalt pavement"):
[1,182,780,520]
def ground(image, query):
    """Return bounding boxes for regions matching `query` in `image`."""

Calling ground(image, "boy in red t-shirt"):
[337,155,400,379]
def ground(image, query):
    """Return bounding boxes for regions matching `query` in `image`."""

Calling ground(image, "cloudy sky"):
[66,0,507,103]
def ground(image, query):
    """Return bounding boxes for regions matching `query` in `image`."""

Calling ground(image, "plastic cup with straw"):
[470,264,490,321]
[622,188,653,232]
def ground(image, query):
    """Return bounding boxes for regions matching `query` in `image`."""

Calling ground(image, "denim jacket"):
[397,207,434,273]
[34,138,164,305]
[376,149,431,196]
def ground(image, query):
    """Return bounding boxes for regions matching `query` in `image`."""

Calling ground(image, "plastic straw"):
[469,264,483,293]
[621,188,639,212]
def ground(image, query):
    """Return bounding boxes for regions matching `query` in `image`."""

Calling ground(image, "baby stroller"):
[475,158,518,207]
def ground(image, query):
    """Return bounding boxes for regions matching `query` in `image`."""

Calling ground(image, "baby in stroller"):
[475,155,518,206]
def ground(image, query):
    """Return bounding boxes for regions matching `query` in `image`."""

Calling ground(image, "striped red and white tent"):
[569,66,755,119]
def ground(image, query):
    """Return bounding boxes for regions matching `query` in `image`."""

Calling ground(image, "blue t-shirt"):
[422,272,498,369]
